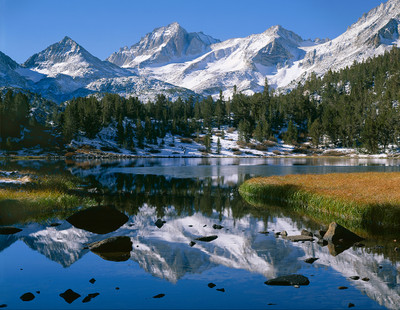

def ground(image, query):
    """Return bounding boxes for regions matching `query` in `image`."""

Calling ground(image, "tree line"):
[2,47,400,153]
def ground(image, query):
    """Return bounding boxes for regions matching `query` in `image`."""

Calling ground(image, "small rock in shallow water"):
[216,288,225,292]
[203,225,207,227]
[212,224,223,229]
[338,286,348,290]
[188,225,193,227]
[349,276,359,280]
[267,303,277,306]
[20,293,35,302]
[36,291,40,294]
[0,227,22,235]
[362,277,370,282]
[304,257,319,264]
[208,283,216,288]
[153,294,165,298]
[82,293,99,303]
[59,289,80,304]
[259,231,269,234]
[89,278,96,284]
[348,303,355,308]
[0,304,6,308]
[265,275,310,286]
[115,287,120,290]
[50,223,61,227]
[286,235,314,242]
[189,241,196,247]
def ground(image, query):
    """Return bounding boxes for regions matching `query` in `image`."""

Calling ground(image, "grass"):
[0,172,96,225]
[239,172,400,234]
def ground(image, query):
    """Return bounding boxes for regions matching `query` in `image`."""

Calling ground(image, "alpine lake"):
[1,157,400,309]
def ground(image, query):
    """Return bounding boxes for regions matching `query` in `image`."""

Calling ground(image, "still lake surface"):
[1,157,400,309]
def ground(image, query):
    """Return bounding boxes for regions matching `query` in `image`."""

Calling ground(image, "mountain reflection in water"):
[1,158,400,309]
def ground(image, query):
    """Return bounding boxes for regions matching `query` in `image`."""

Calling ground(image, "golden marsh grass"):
[239,172,400,232]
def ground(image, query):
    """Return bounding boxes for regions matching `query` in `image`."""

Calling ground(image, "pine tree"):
[217,137,221,154]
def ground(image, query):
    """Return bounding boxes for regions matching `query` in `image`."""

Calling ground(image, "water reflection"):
[1,158,400,309]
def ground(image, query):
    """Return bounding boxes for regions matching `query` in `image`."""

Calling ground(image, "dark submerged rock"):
[259,231,269,234]
[89,236,132,262]
[196,235,218,242]
[89,278,96,284]
[265,274,310,286]
[285,235,314,242]
[216,288,225,292]
[189,241,196,247]
[155,219,166,229]
[349,276,360,280]
[323,222,363,244]
[338,286,348,289]
[50,223,61,227]
[59,289,81,304]
[0,304,6,308]
[207,283,216,288]
[362,277,370,281]
[0,227,22,235]
[153,294,165,298]
[304,257,319,264]
[66,206,128,234]
[348,303,355,308]
[212,224,224,229]
[20,292,35,301]
[82,293,99,303]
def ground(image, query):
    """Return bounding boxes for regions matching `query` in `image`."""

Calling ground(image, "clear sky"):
[0,0,386,63]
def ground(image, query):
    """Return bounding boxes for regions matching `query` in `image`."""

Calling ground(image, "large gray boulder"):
[323,222,363,243]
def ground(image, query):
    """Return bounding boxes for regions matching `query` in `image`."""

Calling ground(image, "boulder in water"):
[66,206,128,234]
[265,274,310,286]
[89,236,132,262]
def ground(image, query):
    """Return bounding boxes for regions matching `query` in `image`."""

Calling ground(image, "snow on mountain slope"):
[107,0,400,98]
[85,75,199,102]
[272,0,400,89]
[129,25,316,97]
[23,36,131,81]
[0,51,35,89]
[107,22,220,67]
[0,39,197,103]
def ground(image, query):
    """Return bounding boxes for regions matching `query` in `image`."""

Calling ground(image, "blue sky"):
[1,0,385,63]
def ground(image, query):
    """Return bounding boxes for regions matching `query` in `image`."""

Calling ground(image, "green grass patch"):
[0,172,96,225]
[239,172,400,235]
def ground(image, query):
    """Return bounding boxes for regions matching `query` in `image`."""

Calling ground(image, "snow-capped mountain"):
[0,37,197,103]
[1,0,399,102]
[131,24,317,97]
[23,36,130,81]
[107,22,220,67]
[108,0,400,98]
[275,0,400,89]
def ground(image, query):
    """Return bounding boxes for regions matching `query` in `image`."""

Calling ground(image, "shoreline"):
[239,172,400,234]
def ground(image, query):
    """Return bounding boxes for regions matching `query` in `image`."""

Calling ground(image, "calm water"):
[1,158,400,309]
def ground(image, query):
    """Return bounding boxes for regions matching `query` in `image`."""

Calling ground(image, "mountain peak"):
[107,23,219,67]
